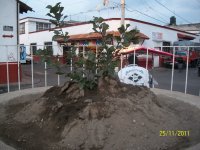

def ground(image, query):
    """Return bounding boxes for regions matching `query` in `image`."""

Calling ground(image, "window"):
[44,42,53,55]
[19,23,25,34]
[3,26,13,31]
[36,22,51,31]
[30,43,37,55]
[162,42,171,53]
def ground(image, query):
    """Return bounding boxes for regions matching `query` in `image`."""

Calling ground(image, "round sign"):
[118,65,150,87]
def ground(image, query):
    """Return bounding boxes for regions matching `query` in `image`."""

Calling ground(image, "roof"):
[20,17,81,24]
[168,23,200,31]
[107,31,149,39]
[56,31,149,42]
[18,0,33,14]
[29,18,198,37]
[177,33,195,40]
[20,17,50,21]
[106,18,197,36]
[119,46,173,57]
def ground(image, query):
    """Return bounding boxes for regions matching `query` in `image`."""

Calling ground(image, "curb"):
[151,88,200,150]
[0,87,51,104]
[151,88,200,109]
[0,87,200,150]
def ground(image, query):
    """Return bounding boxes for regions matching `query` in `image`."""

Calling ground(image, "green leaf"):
[46,13,55,18]
[118,25,125,34]
[126,24,130,30]
[46,5,52,9]
[63,15,68,20]
[53,30,61,35]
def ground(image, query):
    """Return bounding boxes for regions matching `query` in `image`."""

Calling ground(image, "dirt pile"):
[0,77,200,150]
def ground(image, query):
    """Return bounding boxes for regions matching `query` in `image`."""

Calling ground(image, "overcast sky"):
[20,0,200,25]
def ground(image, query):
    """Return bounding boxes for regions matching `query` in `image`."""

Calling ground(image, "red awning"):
[119,46,173,57]
[177,33,195,40]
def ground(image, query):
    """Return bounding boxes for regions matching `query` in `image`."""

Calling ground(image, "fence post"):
[6,46,10,93]
[17,44,21,90]
[120,54,123,70]
[170,47,175,91]
[185,46,189,94]
[146,48,149,69]
[70,47,73,72]
[96,45,98,74]
[45,61,47,87]
[133,49,136,64]
[83,45,85,77]
[57,57,60,86]
[31,45,34,88]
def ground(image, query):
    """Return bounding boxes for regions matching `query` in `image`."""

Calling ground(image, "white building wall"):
[194,35,200,43]
[20,18,199,55]
[28,21,36,32]
[128,21,176,48]
[0,0,17,62]
[20,18,57,54]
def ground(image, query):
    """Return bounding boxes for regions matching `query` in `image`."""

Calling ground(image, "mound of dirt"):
[0,77,200,150]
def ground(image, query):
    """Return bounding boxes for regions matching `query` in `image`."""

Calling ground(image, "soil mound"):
[0,77,200,150]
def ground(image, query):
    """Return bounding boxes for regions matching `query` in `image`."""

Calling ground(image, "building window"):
[19,23,25,34]
[30,43,37,55]
[36,22,51,31]
[44,42,53,55]
[162,42,171,53]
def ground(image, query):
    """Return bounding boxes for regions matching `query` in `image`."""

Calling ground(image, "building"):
[169,23,200,36]
[167,16,200,38]
[19,17,200,67]
[0,0,32,84]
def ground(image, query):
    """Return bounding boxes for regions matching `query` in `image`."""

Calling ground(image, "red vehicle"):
[175,41,200,67]
[164,41,200,68]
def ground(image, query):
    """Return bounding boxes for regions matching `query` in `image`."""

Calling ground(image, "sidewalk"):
[151,88,200,150]
[0,141,15,150]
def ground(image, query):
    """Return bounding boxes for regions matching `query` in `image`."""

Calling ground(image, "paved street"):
[0,63,68,94]
[150,67,200,96]
[0,63,200,96]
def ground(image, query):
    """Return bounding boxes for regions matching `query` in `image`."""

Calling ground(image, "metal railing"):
[0,45,200,96]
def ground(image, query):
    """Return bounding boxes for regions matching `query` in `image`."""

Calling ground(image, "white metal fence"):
[0,45,200,96]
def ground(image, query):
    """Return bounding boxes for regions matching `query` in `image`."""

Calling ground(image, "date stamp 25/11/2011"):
[160,130,190,137]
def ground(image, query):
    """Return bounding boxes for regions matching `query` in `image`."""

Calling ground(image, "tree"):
[45,2,139,90]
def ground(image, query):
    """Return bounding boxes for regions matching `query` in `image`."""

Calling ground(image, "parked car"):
[25,54,32,64]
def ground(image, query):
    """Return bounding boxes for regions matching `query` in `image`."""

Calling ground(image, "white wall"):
[28,21,36,33]
[0,0,17,62]
[128,21,176,48]
[20,18,199,55]
[20,18,57,54]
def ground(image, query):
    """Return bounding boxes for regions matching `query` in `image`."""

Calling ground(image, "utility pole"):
[121,0,125,26]
[103,0,125,26]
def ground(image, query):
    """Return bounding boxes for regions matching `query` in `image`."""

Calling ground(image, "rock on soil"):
[0,77,200,150]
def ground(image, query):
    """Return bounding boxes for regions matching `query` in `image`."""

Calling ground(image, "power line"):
[141,0,170,20]
[65,5,120,22]
[111,0,169,24]
[154,0,192,24]
[69,6,119,17]
[125,7,169,24]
